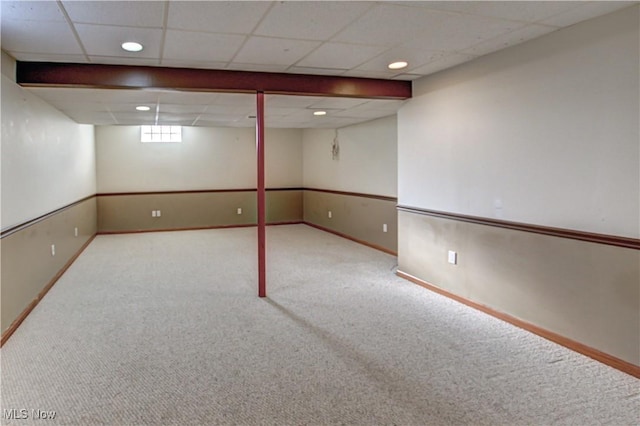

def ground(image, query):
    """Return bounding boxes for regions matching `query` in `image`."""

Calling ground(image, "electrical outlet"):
[74,227,78,237]
[237,208,242,215]
[51,244,56,256]
[152,210,156,217]
[157,210,161,217]
[448,250,457,265]
[383,223,388,233]
[328,211,332,219]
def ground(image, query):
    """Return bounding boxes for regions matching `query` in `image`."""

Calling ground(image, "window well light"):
[121,41,144,52]
[388,61,408,70]
[136,106,151,111]
[313,111,327,116]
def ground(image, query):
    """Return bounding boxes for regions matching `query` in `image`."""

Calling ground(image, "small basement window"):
[141,125,182,143]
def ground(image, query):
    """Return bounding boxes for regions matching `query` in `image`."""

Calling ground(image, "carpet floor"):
[1,224,638,425]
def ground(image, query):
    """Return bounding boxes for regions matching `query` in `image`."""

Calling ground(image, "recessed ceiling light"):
[136,105,151,111]
[122,41,143,52]
[313,111,327,116]
[388,61,408,70]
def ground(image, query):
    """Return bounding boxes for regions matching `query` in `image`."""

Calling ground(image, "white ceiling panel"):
[89,56,161,67]
[287,66,348,76]
[5,52,88,63]
[1,1,67,22]
[225,62,289,73]
[265,95,321,108]
[167,1,272,35]
[408,52,479,76]
[254,1,373,40]
[234,36,321,66]
[210,93,255,107]
[407,1,579,23]
[61,111,117,125]
[62,1,165,28]
[540,1,636,27]
[354,42,445,73]
[4,0,636,129]
[333,4,448,47]
[75,24,163,58]
[460,23,557,57]
[159,104,208,114]
[163,30,246,62]
[1,20,83,55]
[296,42,387,69]
[160,59,228,70]
[411,12,526,52]
[308,97,370,110]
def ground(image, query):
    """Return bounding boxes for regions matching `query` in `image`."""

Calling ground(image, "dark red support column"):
[256,91,266,297]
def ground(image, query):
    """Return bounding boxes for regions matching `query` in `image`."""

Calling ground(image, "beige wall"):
[302,115,398,252]
[303,190,397,253]
[97,190,302,233]
[1,51,98,335]
[399,6,639,238]
[398,210,639,365]
[303,115,397,198]
[96,126,302,193]
[1,198,97,334]
[397,8,640,367]
[1,60,96,230]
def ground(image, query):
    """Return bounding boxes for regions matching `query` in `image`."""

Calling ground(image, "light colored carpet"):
[1,224,638,425]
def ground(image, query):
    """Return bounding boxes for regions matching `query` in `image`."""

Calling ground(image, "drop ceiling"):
[2,0,636,128]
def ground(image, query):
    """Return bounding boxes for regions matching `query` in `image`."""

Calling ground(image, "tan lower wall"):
[398,209,640,366]
[1,197,97,335]
[303,190,397,253]
[97,190,302,233]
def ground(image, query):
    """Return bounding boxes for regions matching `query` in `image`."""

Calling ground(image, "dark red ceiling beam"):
[16,61,411,100]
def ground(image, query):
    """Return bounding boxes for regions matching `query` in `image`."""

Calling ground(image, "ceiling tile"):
[6,52,88,63]
[296,42,387,69]
[266,95,322,108]
[203,105,254,116]
[1,20,83,55]
[309,97,370,109]
[62,0,165,28]
[540,1,636,27]
[107,103,155,113]
[408,53,479,76]
[392,73,424,81]
[167,1,271,35]
[233,37,321,66]
[160,59,228,70]
[405,1,579,23]
[160,102,206,114]
[287,66,348,76]
[333,4,451,47]
[254,1,374,40]
[460,24,557,57]
[225,62,289,73]
[341,69,401,79]
[210,93,256,107]
[62,111,117,125]
[75,24,163,58]
[1,1,67,22]
[163,30,246,62]
[89,56,160,66]
[157,91,222,105]
[335,3,525,51]
[354,43,445,72]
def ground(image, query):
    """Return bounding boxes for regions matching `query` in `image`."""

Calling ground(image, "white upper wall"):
[303,115,397,197]
[1,65,96,230]
[96,126,302,192]
[398,6,639,238]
